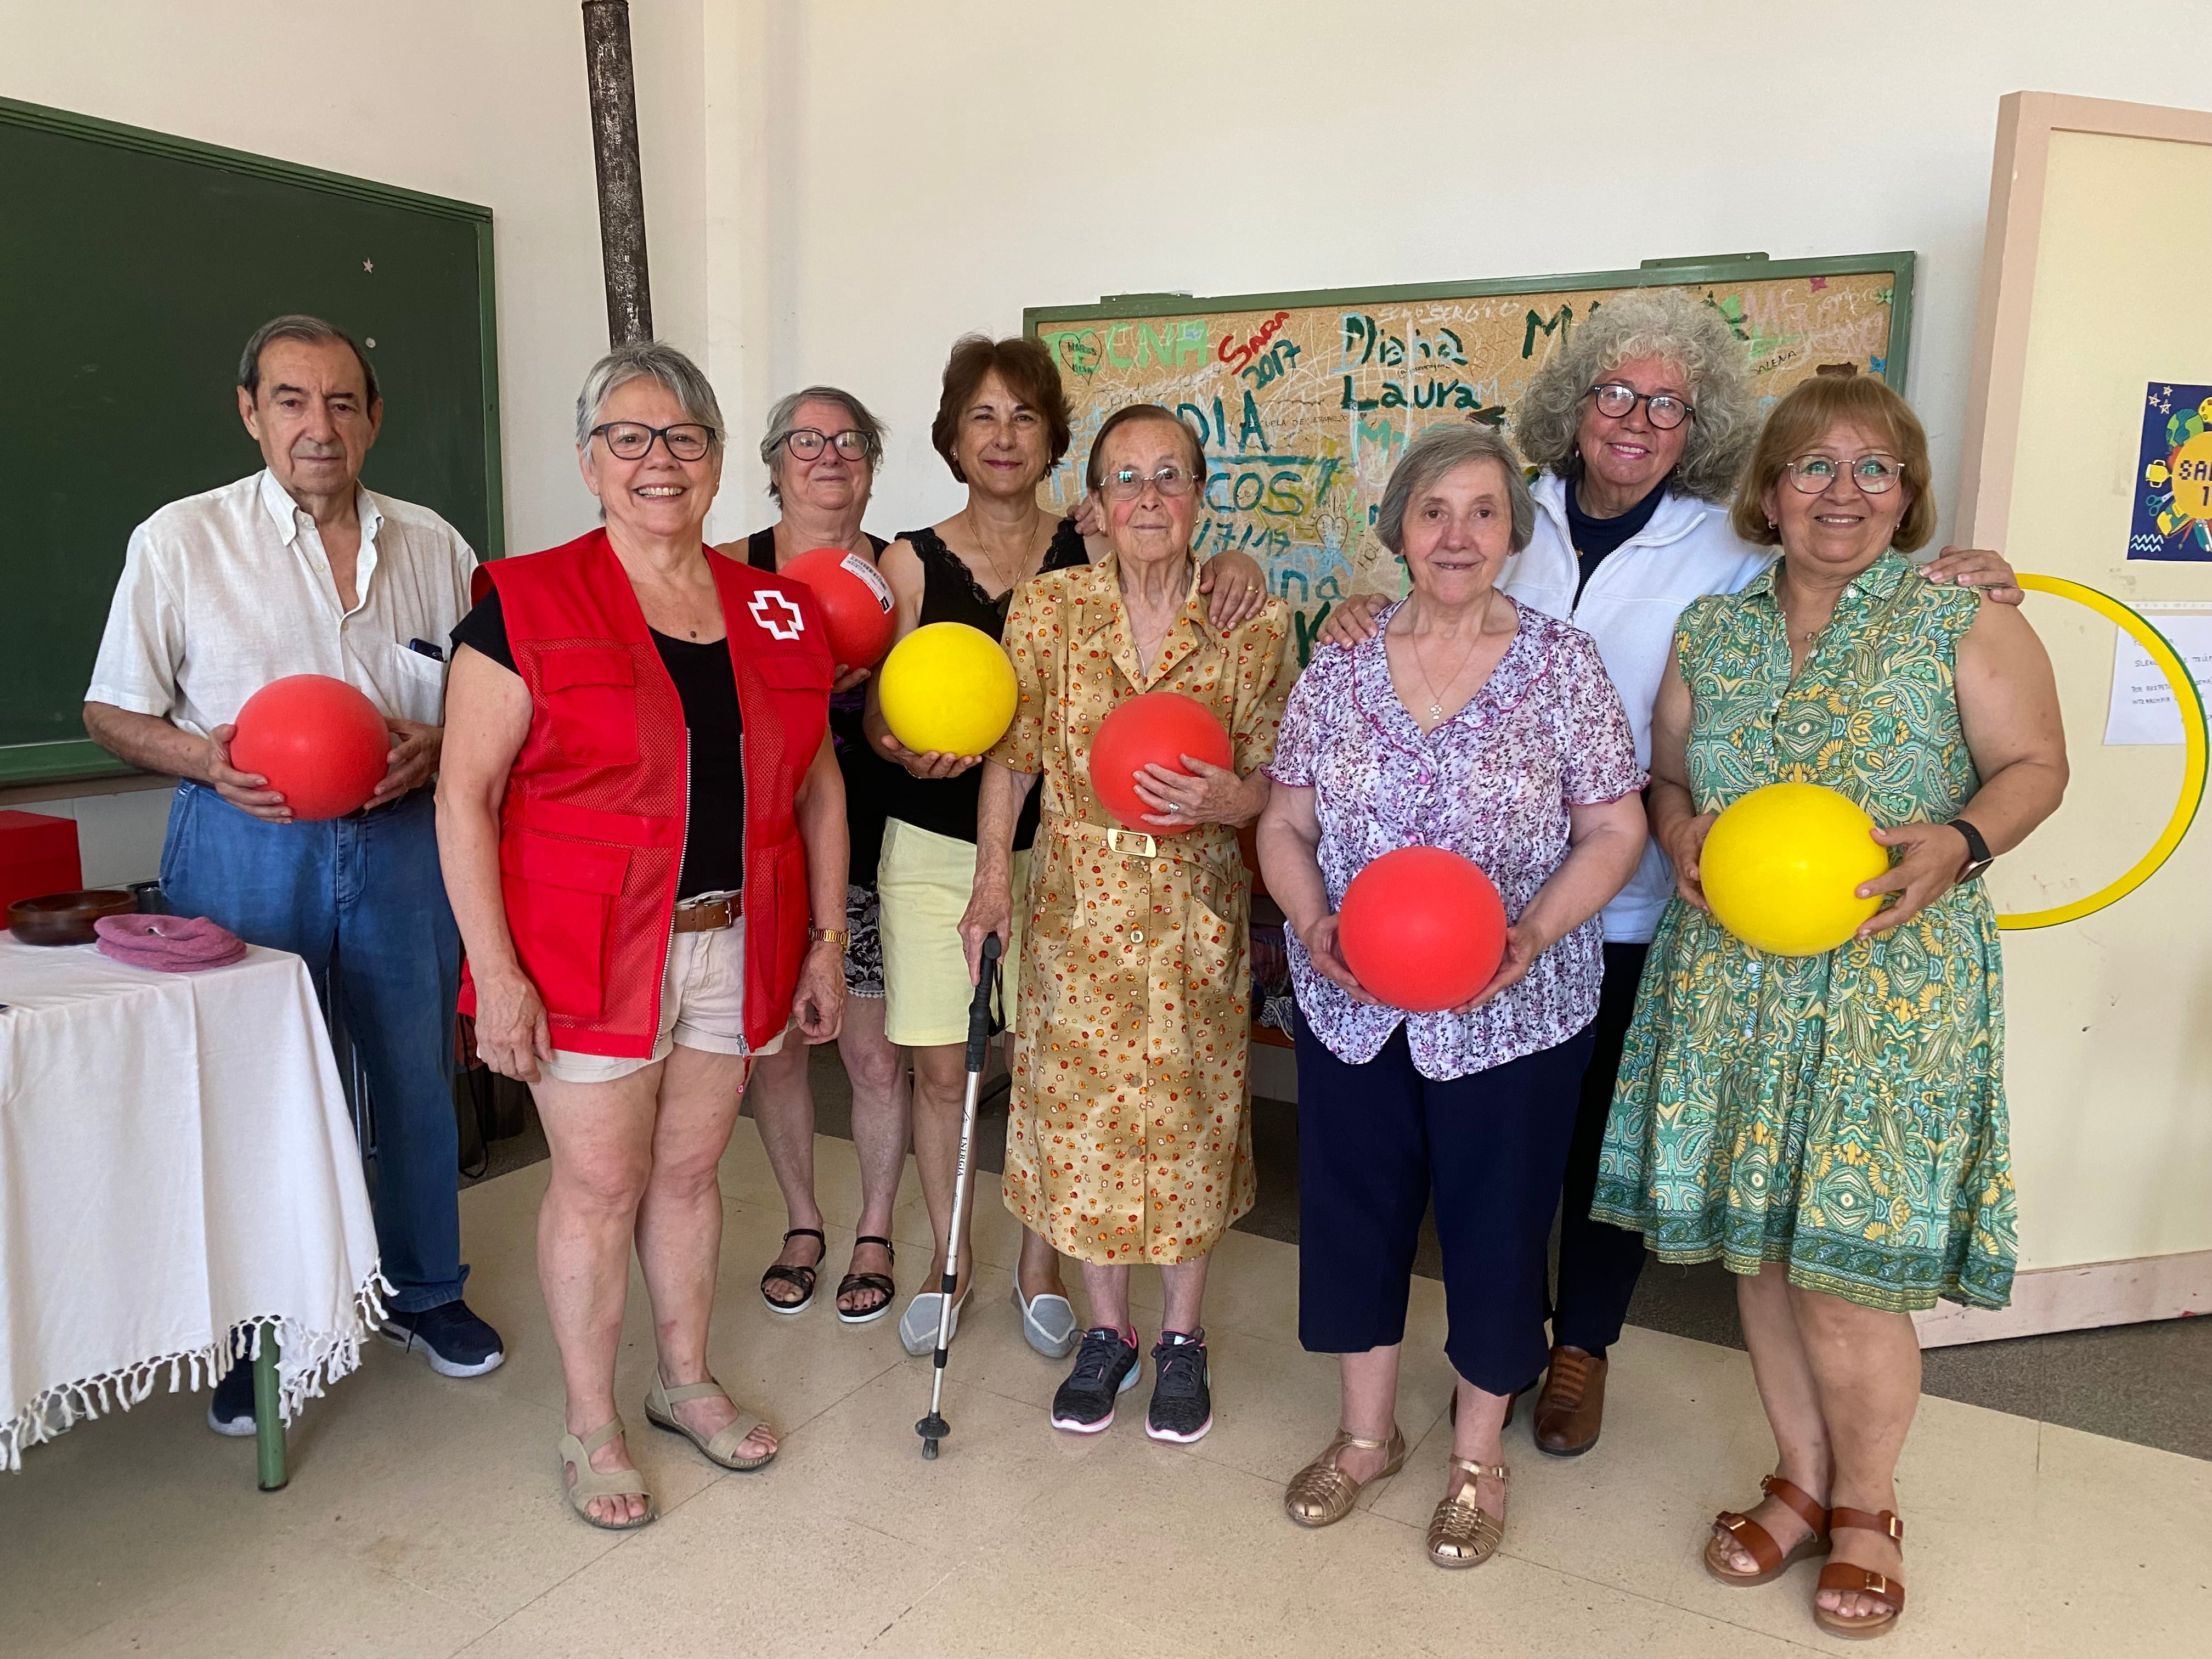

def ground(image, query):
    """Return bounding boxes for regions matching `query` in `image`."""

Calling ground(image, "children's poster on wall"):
[2130,383,2212,561]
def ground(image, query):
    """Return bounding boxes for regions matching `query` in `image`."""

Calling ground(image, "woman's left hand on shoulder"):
[793,940,847,1042]
[1920,545,2023,606]
[1449,922,1542,1014]
[831,664,872,694]
[1853,821,1971,936]
[1199,550,1268,630]
[1133,754,1245,828]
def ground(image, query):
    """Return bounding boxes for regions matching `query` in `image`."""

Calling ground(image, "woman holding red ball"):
[715,386,911,1327]
[1254,421,1646,1568]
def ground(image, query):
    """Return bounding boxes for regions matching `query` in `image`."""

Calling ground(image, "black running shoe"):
[380,1300,506,1378]
[206,1352,257,1436]
[1050,1325,1141,1434]
[1147,1329,1212,1443]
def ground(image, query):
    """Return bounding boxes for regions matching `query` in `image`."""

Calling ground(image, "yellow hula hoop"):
[1997,574,2208,930]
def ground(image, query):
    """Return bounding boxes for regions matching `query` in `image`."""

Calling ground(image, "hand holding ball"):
[1335,846,1508,1012]
[1697,782,1889,955]
[876,622,1018,757]
[780,546,895,670]
[228,675,391,820]
[1087,691,1232,833]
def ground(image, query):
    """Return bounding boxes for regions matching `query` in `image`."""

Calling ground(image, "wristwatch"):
[810,927,850,947]
[1948,818,1995,882]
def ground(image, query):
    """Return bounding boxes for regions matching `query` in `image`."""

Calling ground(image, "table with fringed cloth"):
[0,935,382,1481]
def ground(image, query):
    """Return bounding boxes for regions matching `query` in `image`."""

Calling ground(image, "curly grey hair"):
[758,385,888,504]
[574,340,725,450]
[1509,289,1756,504]
[1376,423,1536,556]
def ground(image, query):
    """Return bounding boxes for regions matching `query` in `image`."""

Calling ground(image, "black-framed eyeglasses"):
[782,427,873,462]
[591,421,719,461]
[1101,462,1197,502]
[1587,382,1694,430]
[1785,453,1904,495]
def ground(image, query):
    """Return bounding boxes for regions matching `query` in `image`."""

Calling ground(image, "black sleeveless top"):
[746,528,894,887]
[882,518,1089,850]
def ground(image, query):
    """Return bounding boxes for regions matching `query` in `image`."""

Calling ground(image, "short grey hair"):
[1510,288,1757,504]
[239,314,378,405]
[1376,424,1537,556]
[758,385,888,504]
[574,340,725,450]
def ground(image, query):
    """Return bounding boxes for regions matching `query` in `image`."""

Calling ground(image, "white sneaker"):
[898,1288,969,1357]
[1011,1277,1080,1359]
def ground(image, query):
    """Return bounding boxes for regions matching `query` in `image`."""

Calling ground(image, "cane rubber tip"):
[922,1440,939,1460]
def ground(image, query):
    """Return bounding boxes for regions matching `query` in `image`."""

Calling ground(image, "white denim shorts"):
[541,905,789,1085]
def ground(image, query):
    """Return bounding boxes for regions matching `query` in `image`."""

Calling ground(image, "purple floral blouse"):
[1266,599,1645,1079]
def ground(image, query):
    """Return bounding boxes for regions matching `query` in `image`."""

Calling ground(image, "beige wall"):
[697,0,2212,551]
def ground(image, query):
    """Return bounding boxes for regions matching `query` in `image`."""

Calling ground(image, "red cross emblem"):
[748,590,805,640]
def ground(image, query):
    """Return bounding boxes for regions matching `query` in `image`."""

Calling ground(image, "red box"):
[0,810,84,911]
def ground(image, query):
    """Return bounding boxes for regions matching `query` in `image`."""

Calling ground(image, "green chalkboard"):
[0,97,501,785]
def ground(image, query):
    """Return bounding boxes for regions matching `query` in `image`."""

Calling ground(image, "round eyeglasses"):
[1101,463,1197,502]
[782,427,873,462]
[1588,382,1694,430]
[1785,454,1903,494]
[591,421,718,461]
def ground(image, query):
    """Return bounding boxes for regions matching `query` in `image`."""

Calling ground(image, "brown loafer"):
[1532,1345,1608,1457]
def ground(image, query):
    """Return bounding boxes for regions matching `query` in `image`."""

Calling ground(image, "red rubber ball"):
[229,675,391,821]
[1087,691,1232,835]
[780,546,896,670]
[1335,845,1508,1013]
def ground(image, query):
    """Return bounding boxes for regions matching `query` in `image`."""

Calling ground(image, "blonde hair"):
[1730,372,1936,552]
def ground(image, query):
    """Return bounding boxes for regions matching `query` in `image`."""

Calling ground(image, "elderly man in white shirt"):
[83,315,505,1434]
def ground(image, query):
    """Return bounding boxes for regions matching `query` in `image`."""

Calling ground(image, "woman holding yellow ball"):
[1596,371,2068,1640]
[866,335,1267,1361]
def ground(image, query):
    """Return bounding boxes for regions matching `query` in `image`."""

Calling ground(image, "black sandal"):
[760,1228,825,1314]
[835,1235,898,1326]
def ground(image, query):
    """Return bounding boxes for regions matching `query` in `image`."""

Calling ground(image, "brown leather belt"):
[671,894,739,933]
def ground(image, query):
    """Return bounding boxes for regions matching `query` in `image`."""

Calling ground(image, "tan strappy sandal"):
[1426,1457,1508,1568]
[557,1418,656,1531]
[1283,1426,1407,1528]
[644,1373,777,1471]
[1813,1506,1905,1640]
[1705,1474,1831,1586]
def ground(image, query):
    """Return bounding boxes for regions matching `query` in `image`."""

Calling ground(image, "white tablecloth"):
[0,935,382,1468]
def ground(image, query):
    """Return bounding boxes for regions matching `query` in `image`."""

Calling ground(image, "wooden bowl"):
[7,888,139,946]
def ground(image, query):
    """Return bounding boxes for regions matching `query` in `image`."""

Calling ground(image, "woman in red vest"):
[438,343,849,1530]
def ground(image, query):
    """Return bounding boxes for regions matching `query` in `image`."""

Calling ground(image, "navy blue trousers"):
[1295,1011,1595,1397]
[1550,941,1655,1356]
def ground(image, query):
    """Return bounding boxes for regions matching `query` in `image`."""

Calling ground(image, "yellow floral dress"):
[991,557,1293,1264]
[1595,552,2017,1312]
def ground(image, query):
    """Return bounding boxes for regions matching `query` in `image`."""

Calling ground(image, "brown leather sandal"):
[1813,1507,1904,1640]
[1703,1474,1831,1586]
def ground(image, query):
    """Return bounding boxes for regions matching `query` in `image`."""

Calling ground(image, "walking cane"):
[916,930,1001,1460]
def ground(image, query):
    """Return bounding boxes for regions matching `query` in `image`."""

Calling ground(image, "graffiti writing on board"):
[1038,270,1901,663]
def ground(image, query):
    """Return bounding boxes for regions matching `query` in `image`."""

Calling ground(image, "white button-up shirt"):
[87,470,478,735]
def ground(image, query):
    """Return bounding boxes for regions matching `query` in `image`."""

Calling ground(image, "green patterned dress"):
[1593,551,2017,1312]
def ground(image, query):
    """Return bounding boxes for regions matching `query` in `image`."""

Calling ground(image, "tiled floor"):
[5,1121,2208,1658]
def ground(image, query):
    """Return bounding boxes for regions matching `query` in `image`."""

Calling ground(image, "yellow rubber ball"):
[876,622,1019,757]
[1699,782,1891,956]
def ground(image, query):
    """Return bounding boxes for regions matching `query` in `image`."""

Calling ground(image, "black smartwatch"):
[1948,817,1995,881]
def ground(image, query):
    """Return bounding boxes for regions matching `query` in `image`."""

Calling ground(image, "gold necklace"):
[1405,600,1491,720]
[960,506,1041,595]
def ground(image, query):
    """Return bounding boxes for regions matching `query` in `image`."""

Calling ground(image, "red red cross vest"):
[456,530,833,1057]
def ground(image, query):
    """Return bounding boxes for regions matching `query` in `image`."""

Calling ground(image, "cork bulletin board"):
[1026,251,1913,663]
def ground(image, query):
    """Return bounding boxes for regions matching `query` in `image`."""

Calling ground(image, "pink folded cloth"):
[94,914,249,971]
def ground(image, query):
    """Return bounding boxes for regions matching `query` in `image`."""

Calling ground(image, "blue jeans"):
[161,782,466,1313]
